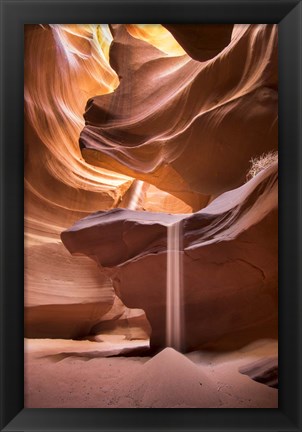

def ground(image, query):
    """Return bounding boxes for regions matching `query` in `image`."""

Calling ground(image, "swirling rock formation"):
[62,163,278,349]
[80,24,278,205]
[24,25,132,237]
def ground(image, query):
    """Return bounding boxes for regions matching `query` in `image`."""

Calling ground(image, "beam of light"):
[127,180,145,210]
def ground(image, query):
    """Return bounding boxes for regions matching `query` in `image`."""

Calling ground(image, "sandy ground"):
[24,337,278,408]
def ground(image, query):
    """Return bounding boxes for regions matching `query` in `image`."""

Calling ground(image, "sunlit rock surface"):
[62,163,278,349]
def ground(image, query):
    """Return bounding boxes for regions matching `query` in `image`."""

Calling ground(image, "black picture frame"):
[1,0,301,431]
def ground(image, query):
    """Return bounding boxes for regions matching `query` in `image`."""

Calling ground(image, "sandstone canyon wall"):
[25,24,278,351]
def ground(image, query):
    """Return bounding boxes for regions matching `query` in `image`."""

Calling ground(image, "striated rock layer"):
[62,163,278,350]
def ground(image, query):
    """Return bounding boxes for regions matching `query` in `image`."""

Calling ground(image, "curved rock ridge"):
[61,163,278,349]
[239,357,278,389]
[80,24,278,203]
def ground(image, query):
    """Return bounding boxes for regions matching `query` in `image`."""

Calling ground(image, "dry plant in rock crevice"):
[246,151,278,181]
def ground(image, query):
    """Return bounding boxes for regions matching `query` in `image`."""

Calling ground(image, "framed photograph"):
[1,0,301,431]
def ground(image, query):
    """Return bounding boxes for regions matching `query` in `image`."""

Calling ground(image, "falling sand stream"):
[126,180,185,351]
[166,221,184,352]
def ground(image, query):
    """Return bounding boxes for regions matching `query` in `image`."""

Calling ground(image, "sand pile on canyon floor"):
[119,348,220,408]
[24,339,278,408]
